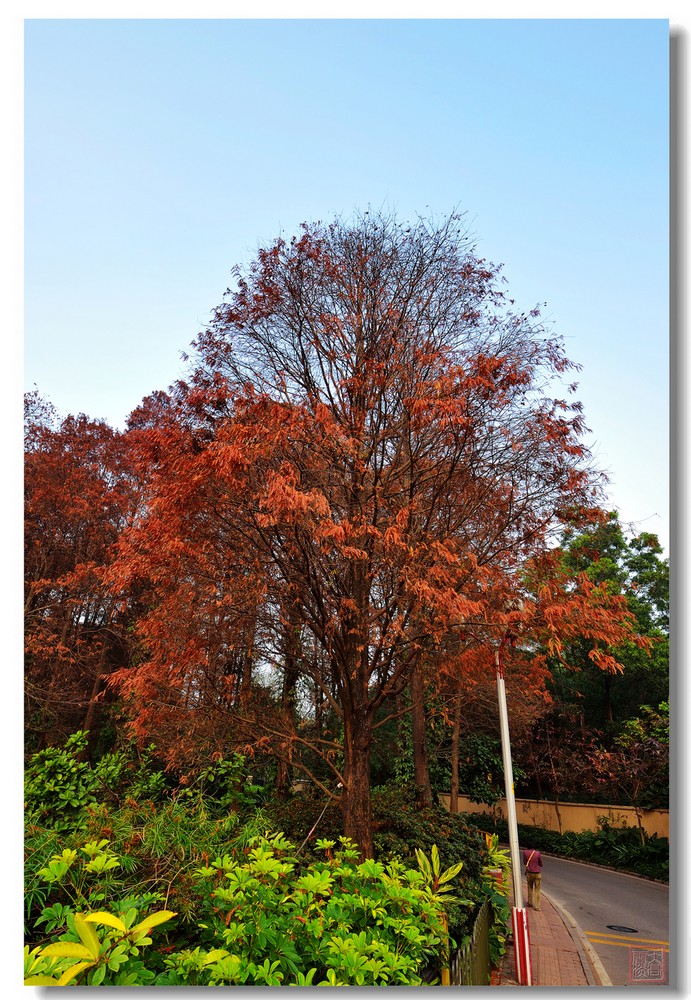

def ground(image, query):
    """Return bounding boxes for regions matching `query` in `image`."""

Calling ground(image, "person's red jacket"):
[523,848,543,872]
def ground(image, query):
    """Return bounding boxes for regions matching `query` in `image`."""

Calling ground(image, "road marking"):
[586,931,669,949]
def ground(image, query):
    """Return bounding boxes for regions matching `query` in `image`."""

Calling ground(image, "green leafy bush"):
[174,753,262,817]
[26,835,458,986]
[266,783,489,942]
[25,906,176,986]
[24,732,169,831]
[25,797,275,940]
[25,732,512,983]
[158,836,448,985]
[25,835,138,940]
[25,733,97,830]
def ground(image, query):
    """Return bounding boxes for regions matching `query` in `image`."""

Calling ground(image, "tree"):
[110,210,628,855]
[549,513,668,729]
[590,702,669,841]
[24,396,139,753]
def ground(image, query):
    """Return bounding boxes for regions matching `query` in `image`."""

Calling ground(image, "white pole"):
[495,650,523,909]
[496,648,532,985]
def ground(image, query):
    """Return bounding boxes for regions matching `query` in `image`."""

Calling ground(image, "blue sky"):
[24,17,670,552]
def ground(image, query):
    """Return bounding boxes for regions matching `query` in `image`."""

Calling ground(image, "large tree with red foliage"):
[110,210,641,855]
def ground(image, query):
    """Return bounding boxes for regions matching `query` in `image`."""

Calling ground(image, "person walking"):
[523,847,543,910]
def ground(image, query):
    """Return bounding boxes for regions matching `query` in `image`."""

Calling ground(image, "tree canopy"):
[98,210,649,854]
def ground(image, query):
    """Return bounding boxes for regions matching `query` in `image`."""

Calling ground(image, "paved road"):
[541,854,670,986]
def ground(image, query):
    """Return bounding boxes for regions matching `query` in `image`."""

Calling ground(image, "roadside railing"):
[449,898,492,986]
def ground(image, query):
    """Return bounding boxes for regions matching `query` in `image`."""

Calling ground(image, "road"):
[541,854,670,986]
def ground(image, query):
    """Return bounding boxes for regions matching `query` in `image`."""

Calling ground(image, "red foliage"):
[100,212,645,852]
[24,399,140,750]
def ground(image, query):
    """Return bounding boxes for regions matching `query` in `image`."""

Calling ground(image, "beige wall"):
[439,794,669,840]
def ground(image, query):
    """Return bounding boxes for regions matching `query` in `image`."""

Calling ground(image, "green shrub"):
[266,783,489,942]
[25,906,176,986]
[158,836,448,985]
[25,836,139,943]
[174,753,262,817]
[25,733,97,830]
[26,835,456,986]
[24,732,169,831]
[25,797,281,942]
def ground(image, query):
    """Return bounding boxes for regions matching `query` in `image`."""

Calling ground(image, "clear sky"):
[23,17,670,553]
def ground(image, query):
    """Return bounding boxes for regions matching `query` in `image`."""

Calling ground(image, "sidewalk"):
[494,878,606,987]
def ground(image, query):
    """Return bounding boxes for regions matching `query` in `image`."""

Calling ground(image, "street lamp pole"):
[495,646,532,985]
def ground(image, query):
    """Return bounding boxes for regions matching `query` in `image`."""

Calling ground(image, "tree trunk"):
[276,615,300,798]
[82,658,106,735]
[604,673,613,724]
[410,661,433,808]
[342,708,374,858]
[449,691,463,814]
[633,805,646,846]
[238,613,257,706]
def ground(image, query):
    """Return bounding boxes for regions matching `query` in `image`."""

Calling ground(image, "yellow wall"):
[439,794,669,840]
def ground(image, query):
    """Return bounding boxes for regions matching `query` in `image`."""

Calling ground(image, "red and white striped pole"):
[496,647,533,985]
[511,906,532,985]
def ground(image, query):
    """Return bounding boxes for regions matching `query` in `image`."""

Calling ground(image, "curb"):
[544,892,613,987]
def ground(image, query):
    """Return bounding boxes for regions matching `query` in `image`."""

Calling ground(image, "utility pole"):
[496,646,532,986]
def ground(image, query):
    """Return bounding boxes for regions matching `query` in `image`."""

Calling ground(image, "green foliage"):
[25,732,95,830]
[456,733,516,806]
[475,833,511,964]
[25,835,137,940]
[26,827,494,986]
[550,514,669,731]
[266,783,487,938]
[24,732,169,831]
[24,825,63,926]
[414,844,468,904]
[92,742,169,803]
[373,785,489,940]
[264,790,342,850]
[600,702,669,812]
[24,733,269,938]
[174,753,261,817]
[25,794,267,938]
[480,832,512,897]
[157,836,447,985]
[480,882,511,966]
[387,712,450,793]
[24,732,512,984]
[25,906,176,986]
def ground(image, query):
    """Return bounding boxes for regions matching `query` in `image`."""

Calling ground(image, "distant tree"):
[24,397,138,753]
[550,513,668,728]
[590,702,669,840]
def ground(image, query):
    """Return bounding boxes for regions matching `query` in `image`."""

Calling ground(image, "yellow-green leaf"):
[131,910,177,934]
[85,910,127,933]
[438,862,464,884]
[41,941,94,960]
[202,948,230,965]
[24,975,61,985]
[58,960,95,985]
[75,912,101,960]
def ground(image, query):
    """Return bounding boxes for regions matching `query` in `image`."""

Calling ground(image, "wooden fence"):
[449,898,492,986]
